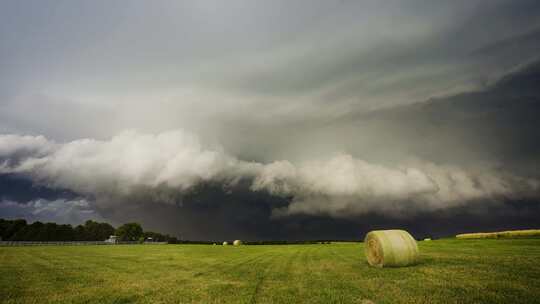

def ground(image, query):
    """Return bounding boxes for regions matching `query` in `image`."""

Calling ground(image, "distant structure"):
[233,240,243,246]
[105,235,118,244]
[223,241,228,246]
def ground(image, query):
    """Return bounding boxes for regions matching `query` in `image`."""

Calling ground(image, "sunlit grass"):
[1,239,539,303]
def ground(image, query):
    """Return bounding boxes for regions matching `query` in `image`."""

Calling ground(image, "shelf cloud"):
[2,129,538,220]
[1,0,540,238]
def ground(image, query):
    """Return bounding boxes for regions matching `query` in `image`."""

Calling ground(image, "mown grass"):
[1,239,540,303]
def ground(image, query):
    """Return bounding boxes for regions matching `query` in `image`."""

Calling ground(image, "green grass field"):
[1,239,540,304]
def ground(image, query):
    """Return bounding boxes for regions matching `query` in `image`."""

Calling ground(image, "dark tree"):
[74,224,86,241]
[96,222,115,240]
[82,220,115,241]
[0,219,27,240]
[143,231,178,243]
[116,223,143,241]
[0,219,169,243]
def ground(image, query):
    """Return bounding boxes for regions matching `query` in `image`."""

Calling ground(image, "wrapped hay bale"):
[424,238,432,241]
[223,241,228,246]
[233,240,242,246]
[364,229,419,267]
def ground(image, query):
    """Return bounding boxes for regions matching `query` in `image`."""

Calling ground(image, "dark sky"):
[1,1,540,240]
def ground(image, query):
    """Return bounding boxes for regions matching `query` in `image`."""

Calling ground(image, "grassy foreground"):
[1,239,540,304]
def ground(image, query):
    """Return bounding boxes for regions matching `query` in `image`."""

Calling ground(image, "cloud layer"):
[2,130,257,196]
[0,198,101,225]
[1,1,540,143]
[255,156,539,217]
[1,1,540,238]
[2,130,538,219]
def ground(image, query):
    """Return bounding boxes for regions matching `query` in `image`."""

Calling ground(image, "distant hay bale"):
[364,229,419,268]
[233,240,242,246]
[222,241,228,246]
[424,238,432,241]
[456,232,497,239]
[456,229,540,239]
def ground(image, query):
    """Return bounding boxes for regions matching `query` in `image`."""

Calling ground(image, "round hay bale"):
[424,238,432,241]
[233,240,242,246]
[364,229,419,267]
[222,241,228,246]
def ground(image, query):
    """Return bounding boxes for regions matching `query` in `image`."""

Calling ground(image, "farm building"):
[105,235,118,244]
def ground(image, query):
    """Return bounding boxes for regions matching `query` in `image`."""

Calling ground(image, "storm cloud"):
[1,0,540,239]
[1,125,538,220]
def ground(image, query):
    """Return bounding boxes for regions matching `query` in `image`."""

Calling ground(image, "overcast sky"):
[1,1,540,239]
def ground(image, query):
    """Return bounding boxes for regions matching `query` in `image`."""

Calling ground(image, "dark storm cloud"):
[3,58,540,238]
[0,174,76,203]
[0,174,101,225]
[52,184,540,241]
[2,101,539,221]
[334,59,540,169]
[1,0,540,141]
[0,198,103,226]
[1,1,540,238]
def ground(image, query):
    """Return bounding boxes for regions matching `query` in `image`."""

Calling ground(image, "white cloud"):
[1,131,538,218]
[0,130,259,195]
[255,156,540,217]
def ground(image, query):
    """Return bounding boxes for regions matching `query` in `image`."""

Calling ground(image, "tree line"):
[0,219,179,243]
